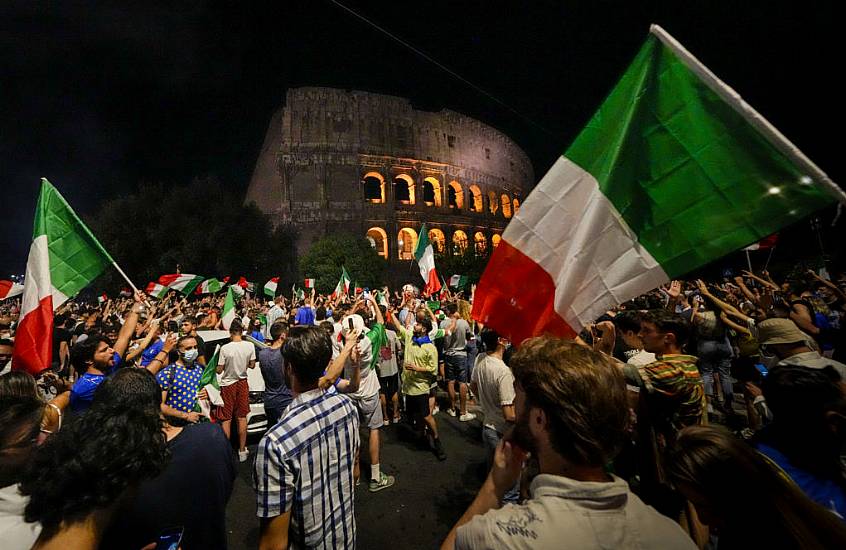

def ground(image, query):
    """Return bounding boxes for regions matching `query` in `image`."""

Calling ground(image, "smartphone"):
[754,363,769,378]
[363,290,371,300]
[347,318,355,331]
[155,527,184,550]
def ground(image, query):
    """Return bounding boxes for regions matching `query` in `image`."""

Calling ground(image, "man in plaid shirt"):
[254,325,361,549]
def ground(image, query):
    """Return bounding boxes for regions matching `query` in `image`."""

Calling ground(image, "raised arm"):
[719,311,751,336]
[318,329,361,391]
[114,292,145,360]
[742,270,780,291]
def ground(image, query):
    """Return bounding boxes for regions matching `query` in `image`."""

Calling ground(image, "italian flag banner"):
[304,278,316,288]
[221,285,237,330]
[145,282,168,299]
[158,273,204,295]
[472,25,845,346]
[13,179,115,374]
[264,277,279,297]
[0,280,24,300]
[449,274,468,289]
[195,277,225,295]
[332,266,351,298]
[414,224,441,295]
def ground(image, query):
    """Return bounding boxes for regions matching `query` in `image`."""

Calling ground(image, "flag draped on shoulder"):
[0,280,24,300]
[13,179,115,374]
[264,277,279,297]
[414,224,441,295]
[472,25,845,347]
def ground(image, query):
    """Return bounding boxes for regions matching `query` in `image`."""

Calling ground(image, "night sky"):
[1,1,842,274]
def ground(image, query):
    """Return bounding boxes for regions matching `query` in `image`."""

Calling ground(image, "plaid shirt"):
[254,387,359,549]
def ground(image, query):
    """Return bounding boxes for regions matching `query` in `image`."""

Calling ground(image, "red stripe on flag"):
[425,270,441,296]
[11,295,54,375]
[471,239,577,346]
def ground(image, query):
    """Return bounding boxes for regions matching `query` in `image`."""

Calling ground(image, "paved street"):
[225,399,488,549]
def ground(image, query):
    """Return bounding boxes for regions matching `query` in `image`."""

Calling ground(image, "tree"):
[299,233,385,294]
[86,176,297,291]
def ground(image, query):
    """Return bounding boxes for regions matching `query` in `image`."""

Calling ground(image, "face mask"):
[182,349,199,363]
[760,351,779,370]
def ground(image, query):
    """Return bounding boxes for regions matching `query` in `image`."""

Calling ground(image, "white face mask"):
[182,349,199,364]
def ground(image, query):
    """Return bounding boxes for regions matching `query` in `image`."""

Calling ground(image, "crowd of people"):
[2,266,846,549]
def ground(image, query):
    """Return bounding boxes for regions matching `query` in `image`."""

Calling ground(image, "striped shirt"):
[638,354,705,428]
[253,387,359,549]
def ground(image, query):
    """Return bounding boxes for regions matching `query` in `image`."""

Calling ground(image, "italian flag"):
[264,277,279,297]
[158,273,204,295]
[473,25,844,346]
[97,293,107,304]
[145,282,167,299]
[414,224,441,295]
[449,274,468,289]
[195,277,224,295]
[0,280,24,300]
[332,267,351,298]
[13,179,114,374]
[304,278,316,288]
[221,285,238,330]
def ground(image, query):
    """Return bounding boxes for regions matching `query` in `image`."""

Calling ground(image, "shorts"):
[405,393,430,422]
[354,392,384,430]
[378,374,398,398]
[444,354,468,383]
[215,378,249,421]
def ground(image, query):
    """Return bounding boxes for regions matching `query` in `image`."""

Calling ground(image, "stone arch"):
[468,185,483,212]
[492,234,502,248]
[447,180,463,209]
[366,227,388,259]
[452,230,469,255]
[428,228,446,254]
[474,231,487,256]
[513,198,520,214]
[422,176,442,207]
[501,194,513,218]
[393,174,415,205]
[362,171,385,203]
[398,227,418,260]
[488,190,499,214]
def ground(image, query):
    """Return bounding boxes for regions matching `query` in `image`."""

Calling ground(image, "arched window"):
[468,185,483,212]
[513,198,520,214]
[428,228,446,254]
[362,172,385,203]
[488,191,499,214]
[366,227,388,259]
[452,230,469,255]
[447,180,463,209]
[501,195,512,218]
[492,234,502,248]
[397,227,418,260]
[474,232,487,256]
[394,174,415,205]
[422,177,442,207]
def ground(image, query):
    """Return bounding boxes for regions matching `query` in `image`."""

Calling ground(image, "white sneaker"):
[459,412,476,422]
[432,406,439,416]
[238,449,249,462]
[446,408,457,417]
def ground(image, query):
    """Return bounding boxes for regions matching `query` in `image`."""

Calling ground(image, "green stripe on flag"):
[414,224,430,262]
[564,33,835,278]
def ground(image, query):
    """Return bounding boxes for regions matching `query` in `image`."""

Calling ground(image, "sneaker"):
[432,406,439,416]
[433,439,447,461]
[459,412,476,422]
[392,417,400,424]
[383,420,390,426]
[238,449,249,463]
[446,408,457,417]
[369,472,396,492]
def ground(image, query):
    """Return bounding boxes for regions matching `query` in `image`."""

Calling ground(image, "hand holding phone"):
[155,527,184,550]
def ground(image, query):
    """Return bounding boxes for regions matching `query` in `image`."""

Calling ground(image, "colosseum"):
[245,87,534,280]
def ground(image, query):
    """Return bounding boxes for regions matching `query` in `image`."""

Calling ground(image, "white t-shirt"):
[333,326,380,400]
[471,353,515,434]
[218,340,255,386]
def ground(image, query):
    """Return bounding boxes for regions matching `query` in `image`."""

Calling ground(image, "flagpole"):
[745,249,753,272]
[111,261,142,296]
[764,246,776,271]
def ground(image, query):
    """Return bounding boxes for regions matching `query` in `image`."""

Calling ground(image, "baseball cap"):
[757,318,807,346]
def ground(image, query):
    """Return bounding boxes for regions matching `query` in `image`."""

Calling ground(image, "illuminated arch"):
[488,190,499,214]
[452,230,469,255]
[366,227,388,259]
[428,228,446,254]
[397,227,418,260]
[362,171,385,203]
[492,234,502,248]
[447,180,463,209]
[501,194,513,218]
[394,174,415,205]
[513,198,520,214]
[468,185,483,212]
[474,231,487,256]
[422,176,442,207]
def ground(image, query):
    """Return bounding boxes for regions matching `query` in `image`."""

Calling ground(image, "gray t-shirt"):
[440,318,470,356]
[471,353,515,434]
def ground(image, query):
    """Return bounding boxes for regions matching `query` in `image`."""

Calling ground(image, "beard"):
[509,409,538,456]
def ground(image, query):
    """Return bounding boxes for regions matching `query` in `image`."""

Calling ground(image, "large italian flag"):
[13,179,114,374]
[158,273,204,295]
[472,25,845,346]
[414,224,441,295]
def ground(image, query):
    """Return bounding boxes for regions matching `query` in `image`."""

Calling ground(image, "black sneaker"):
[433,438,447,461]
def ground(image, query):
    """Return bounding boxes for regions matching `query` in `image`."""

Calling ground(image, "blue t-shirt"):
[156,362,203,413]
[69,352,122,413]
[249,330,265,343]
[295,306,315,326]
[140,339,164,367]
